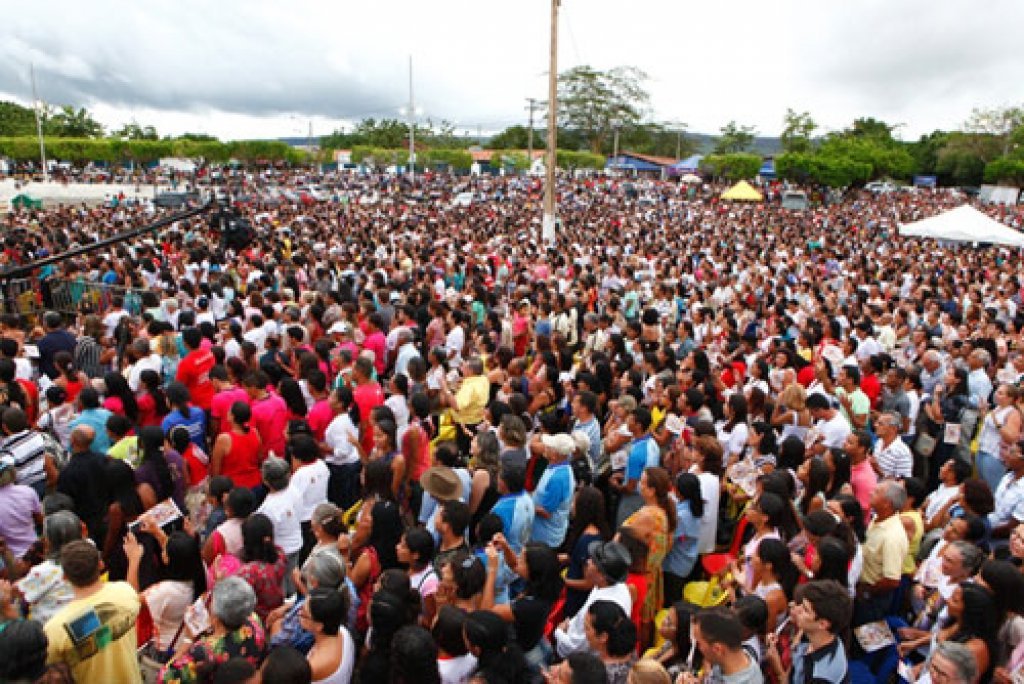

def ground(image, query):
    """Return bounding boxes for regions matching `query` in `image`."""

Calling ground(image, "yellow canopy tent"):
[720,180,763,202]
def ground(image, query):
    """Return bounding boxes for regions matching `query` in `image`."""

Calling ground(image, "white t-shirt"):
[289,460,330,523]
[324,413,359,466]
[258,488,303,555]
[817,413,852,450]
[438,653,478,684]
[695,469,721,554]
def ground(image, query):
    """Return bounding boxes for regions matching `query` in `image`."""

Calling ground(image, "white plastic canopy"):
[898,204,1024,246]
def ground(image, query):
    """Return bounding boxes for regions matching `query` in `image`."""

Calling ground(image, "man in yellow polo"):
[440,356,489,454]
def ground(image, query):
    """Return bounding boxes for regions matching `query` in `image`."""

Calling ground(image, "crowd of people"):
[0,169,1021,684]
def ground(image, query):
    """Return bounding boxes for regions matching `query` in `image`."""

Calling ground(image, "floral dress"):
[158,614,267,684]
[625,506,669,624]
[235,546,288,623]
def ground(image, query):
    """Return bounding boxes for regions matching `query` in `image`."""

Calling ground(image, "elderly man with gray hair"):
[854,481,908,626]
[926,641,977,684]
[162,576,267,679]
[967,348,994,409]
[919,349,946,398]
[870,411,913,479]
[258,456,304,596]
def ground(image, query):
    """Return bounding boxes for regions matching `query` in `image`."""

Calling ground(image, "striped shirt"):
[0,429,49,489]
[872,436,912,479]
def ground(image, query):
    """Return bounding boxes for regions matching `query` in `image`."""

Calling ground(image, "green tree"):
[557,65,650,154]
[700,153,762,181]
[849,117,896,142]
[45,105,104,138]
[487,125,536,150]
[0,101,39,137]
[780,109,817,154]
[964,105,1024,156]
[354,118,409,148]
[984,157,1024,185]
[714,121,757,154]
[173,132,219,142]
[114,122,159,140]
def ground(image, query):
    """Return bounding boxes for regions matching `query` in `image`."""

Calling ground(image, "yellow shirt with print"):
[45,580,141,684]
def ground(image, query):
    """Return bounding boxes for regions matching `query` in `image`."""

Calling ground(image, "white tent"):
[898,204,1024,246]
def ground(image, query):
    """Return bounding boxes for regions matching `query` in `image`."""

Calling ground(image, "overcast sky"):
[1,0,1022,142]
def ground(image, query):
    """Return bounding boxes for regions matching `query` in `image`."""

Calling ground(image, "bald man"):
[56,425,111,545]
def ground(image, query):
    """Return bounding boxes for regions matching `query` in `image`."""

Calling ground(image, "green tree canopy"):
[700,153,762,181]
[0,101,39,137]
[45,105,104,138]
[487,125,536,150]
[780,109,817,154]
[713,121,757,154]
[557,65,650,154]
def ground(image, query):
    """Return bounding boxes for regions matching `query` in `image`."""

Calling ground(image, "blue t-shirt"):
[491,492,535,553]
[531,463,575,548]
[663,499,701,577]
[161,407,207,450]
[70,408,114,454]
[625,436,659,485]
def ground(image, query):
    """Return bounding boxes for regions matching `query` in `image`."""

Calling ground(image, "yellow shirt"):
[451,375,490,425]
[901,510,924,575]
[45,581,141,684]
[107,436,140,467]
[860,513,908,586]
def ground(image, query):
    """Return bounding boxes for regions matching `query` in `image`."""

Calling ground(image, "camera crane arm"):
[1,198,219,282]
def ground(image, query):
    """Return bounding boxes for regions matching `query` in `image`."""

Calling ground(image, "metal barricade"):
[45,279,147,317]
[0,277,43,323]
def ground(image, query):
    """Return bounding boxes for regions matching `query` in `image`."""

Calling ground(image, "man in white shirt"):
[258,456,303,596]
[554,541,633,658]
[807,393,852,457]
[125,340,162,392]
[287,435,330,565]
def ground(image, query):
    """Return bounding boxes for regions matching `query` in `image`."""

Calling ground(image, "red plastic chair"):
[701,514,750,576]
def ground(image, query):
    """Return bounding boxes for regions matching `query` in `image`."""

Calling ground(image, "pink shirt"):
[850,459,878,524]
[250,392,289,458]
[362,331,387,375]
[306,399,335,442]
[211,387,250,434]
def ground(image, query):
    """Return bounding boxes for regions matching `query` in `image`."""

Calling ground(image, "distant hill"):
[688,132,782,157]
[282,131,784,158]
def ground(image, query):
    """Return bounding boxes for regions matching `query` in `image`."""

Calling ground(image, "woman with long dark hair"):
[622,466,676,649]
[482,541,564,672]
[349,459,403,634]
[810,536,851,589]
[136,368,169,427]
[323,386,361,510]
[745,537,800,633]
[563,486,612,618]
[103,459,158,585]
[236,513,288,622]
[796,456,831,516]
[209,401,262,490]
[923,365,972,490]
[136,425,186,510]
[124,524,207,652]
[102,371,139,424]
[464,610,529,684]
[663,472,704,607]
[278,377,308,421]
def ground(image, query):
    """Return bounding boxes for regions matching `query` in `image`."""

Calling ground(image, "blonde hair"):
[627,659,671,684]
[780,382,807,411]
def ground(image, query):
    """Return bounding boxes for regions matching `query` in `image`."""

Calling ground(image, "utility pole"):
[526,97,538,167]
[406,55,416,182]
[30,63,48,183]
[542,0,559,243]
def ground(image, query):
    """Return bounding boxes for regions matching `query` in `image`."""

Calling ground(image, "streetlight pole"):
[407,55,416,182]
[526,97,538,169]
[542,0,559,243]
[30,63,48,183]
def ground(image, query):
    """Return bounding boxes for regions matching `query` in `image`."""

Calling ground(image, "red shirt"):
[860,373,882,410]
[353,381,384,453]
[176,349,216,410]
